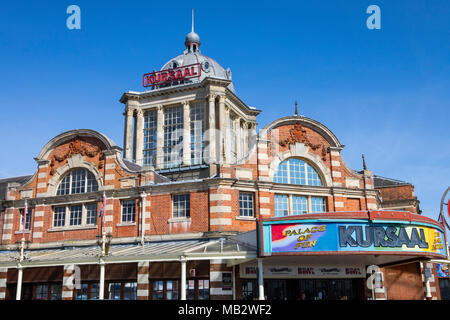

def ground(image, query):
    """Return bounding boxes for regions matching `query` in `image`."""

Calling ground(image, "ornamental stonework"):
[279,123,328,161]
[49,138,104,176]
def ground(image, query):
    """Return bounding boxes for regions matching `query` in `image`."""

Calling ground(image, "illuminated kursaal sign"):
[143,63,201,88]
[262,220,446,256]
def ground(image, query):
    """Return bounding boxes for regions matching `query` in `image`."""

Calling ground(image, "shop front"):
[256,211,448,300]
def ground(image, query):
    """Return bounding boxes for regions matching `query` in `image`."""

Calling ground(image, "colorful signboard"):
[436,264,449,278]
[143,63,201,88]
[263,220,446,256]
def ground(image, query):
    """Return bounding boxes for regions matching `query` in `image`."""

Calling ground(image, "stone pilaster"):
[209,188,232,231]
[62,264,75,300]
[2,207,14,243]
[134,109,144,166]
[207,94,217,164]
[156,105,164,168]
[0,267,7,300]
[123,106,135,160]
[182,101,191,166]
[210,259,233,300]
[137,261,149,300]
[32,204,46,242]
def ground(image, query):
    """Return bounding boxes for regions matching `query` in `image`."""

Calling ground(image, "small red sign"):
[143,63,202,88]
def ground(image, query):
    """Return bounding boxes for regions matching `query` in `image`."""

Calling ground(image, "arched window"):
[274,158,323,186]
[56,168,98,195]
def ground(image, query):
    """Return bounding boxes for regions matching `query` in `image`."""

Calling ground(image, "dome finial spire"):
[185,9,200,52]
[192,8,194,33]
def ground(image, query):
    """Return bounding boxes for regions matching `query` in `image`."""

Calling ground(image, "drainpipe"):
[16,238,26,300]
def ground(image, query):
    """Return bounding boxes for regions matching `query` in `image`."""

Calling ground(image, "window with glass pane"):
[90,283,99,300]
[77,283,89,300]
[20,208,32,231]
[292,196,308,215]
[121,200,136,223]
[190,102,204,165]
[123,282,137,300]
[198,279,209,300]
[173,194,190,218]
[163,106,183,168]
[109,283,121,300]
[166,280,178,300]
[239,193,254,217]
[187,280,195,300]
[53,206,66,227]
[50,284,62,300]
[86,203,97,225]
[275,195,289,217]
[144,109,157,166]
[274,158,322,186]
[152,281,164,300]
[311,197,326,213]
[69,205,82,226]
[56,169,98,195]
[274,161,288,183]
[36,284,48,300]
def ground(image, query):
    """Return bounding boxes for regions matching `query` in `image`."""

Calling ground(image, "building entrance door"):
[263,278,359,300]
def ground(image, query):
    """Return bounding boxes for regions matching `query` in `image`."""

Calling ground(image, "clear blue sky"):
[0,1,449,222]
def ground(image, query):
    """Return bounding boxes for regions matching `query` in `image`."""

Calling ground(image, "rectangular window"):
[289,160,306,185]
[123,282,137,300]
[50,284,62,300]
[275,194,289,217]
[108,283,122,300]
[152,280,164,300]
[57,175,71,196]
[53,207,66,227]
[190,102,204,165]
[76,283,89,300]
[36,284,48,300]
[71,169,86,194]
[144,109,158,166]
[166,280,178,300]
[198,279,210,300]
[163,105,183,168]
[86,203,97,225]
[239,192,254,217]
[292,196,308,215]
[69,205,83,226]
[121,200,136,223]
[173,194,190,218]
[20,207,32,231]
[311,197,326,213]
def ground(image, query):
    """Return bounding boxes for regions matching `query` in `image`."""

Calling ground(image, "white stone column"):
[249,123,257,151]
[123,106,135,160]
[156,105,164,168]
[218,96,228,163]
[99,262,105,300]
[207,94,216,164]
[257,258,264,300]
[181,258,187,300]
[182,101,191,166]
[242,122,249,158]
[134,109,144,166]
[235,118,241,161]
[16,266,23,300]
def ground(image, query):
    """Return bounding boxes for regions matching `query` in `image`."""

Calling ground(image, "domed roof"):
[158,10,235,93]
[160,51,235,93]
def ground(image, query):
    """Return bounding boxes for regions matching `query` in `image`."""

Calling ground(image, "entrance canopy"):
[0,238,257,268]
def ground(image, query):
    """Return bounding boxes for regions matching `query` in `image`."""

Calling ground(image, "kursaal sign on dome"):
[143,63,201,88]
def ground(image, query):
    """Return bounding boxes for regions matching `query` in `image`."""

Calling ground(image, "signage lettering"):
[143,63,201,87]
[338,226,429,249]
